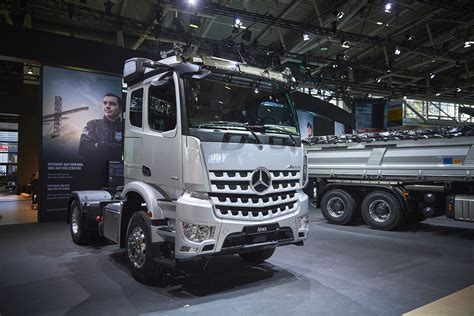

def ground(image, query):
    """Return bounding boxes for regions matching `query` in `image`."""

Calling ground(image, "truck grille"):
[209,170,300,221]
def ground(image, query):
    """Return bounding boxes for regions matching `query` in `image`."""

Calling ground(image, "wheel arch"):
[119,181,167,248]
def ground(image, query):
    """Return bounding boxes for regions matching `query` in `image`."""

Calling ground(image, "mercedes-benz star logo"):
[250,168,272,195]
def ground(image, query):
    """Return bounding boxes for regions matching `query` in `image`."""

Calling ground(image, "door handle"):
[142,166,151,177]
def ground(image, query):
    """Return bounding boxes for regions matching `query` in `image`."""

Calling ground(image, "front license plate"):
[243,223,279,234]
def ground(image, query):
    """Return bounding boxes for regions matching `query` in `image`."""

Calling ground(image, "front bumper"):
[172,191,309,260]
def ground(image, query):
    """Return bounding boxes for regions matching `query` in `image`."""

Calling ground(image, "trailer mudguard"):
[67,190,112,231]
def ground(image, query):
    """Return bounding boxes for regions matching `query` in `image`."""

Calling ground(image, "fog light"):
[182,221,215,243]
[297,214,309,231]
[179,245,199,253]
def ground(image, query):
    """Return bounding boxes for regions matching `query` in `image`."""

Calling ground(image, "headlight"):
[297,214,309,231]
[182,221,215,243]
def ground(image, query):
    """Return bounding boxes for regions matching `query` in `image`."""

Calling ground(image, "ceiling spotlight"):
[376,77,382,83]
[435,92,441,96]
[430,73,435,79]
[343,54,349,61]
[408,34,414,41]
[376,21,383,25]
[394,47,401,55]
[27,67,33,75]
[341,40,350,48]
[320,46,328,51]
[303,32,310,41]
[188,0,196,4]
[465,41,472,48]
[385,3,392,13]
[334,10,344,19]
[403,96,407,100]
[189,15,201,28]
[234,16,242,28]
[457,87,462,92]
[368,93,372,97]
[332,64,338,68]
[254,88,259,94]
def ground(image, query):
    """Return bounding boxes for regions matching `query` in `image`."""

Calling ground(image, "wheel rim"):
[71,205,79,235]
[368,199,391,222]
[127,226,147,269]
[327,197,346,218]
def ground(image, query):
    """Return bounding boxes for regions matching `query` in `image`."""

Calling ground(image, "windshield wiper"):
[196,121,262,144]
[264,125,297,146]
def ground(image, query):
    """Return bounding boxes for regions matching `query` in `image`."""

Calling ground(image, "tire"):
[70,200,95,245]
[239,248,275,264]
[320,189,358,225]
[126,212,166,285]
[361,191,403,230]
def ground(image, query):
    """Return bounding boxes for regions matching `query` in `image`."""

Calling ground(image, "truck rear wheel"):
[70,200,96,245]
[320,189,358,225]
[126,212,165,285]
[361,191,403,230]
[239,248,275,264]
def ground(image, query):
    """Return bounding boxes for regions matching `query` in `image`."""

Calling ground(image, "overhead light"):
[334,10,344,19]
[189,15,201,28]
[343,54,349,61]
[435,92,441,96]
[394,47,401,55]
[465,41,472,48]
[385,3,392,13]
[341,40,350,48]
[376,21,383,25]
[234,16,242,28]
[188,0,196,4]
[386,69,392,73]
[242,29,252,41]
[457,87,462,92]
[254,88,259,94]
[320,46,328,51]
[225,85,231,90]
[376,77,382,83]
[408,34,414,41]
[368,93,372,97]
[27,67,33,75]
[332,64,338,68]
[403,96,407,100]
[303,32,310,41]
[430,73,435,79]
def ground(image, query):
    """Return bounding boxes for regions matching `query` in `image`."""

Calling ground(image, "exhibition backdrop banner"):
[41,66,122,217]
[297,110,314,139]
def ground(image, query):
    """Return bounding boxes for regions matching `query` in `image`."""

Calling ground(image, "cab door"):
[124,86,144,183]
[141,72,183,199]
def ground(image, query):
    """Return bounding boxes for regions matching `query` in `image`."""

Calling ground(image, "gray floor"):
[0,207,473,316]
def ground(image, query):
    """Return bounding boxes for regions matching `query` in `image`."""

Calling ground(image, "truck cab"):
[68,53,309,284]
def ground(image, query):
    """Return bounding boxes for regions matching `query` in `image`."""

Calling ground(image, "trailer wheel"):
[126,212,165,285]
[361,191,403,230]
[320,189,358,225]
[239,248,275,264]
[70,200,95,245]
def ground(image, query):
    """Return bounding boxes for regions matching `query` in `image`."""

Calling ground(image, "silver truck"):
[305,135,474,230]
[67,53,309,284]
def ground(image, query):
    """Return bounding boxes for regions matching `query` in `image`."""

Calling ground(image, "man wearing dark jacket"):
[78,93,123,161]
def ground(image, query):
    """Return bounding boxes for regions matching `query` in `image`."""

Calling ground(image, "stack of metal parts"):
[305,125,474,145]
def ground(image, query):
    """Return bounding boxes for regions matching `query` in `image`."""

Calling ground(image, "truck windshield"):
[184,73,299,136]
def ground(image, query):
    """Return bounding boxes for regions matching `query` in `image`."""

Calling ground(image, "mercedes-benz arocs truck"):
[67,53,309,284]
[305,133,474,230]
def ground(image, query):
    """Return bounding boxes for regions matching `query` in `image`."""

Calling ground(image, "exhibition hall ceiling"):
[2,0,474,103]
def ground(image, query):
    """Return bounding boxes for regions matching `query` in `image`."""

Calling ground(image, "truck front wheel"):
[126,212,165,284]
[361,191,403,230]
[239,248,275,264]
[320,189,358,225]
